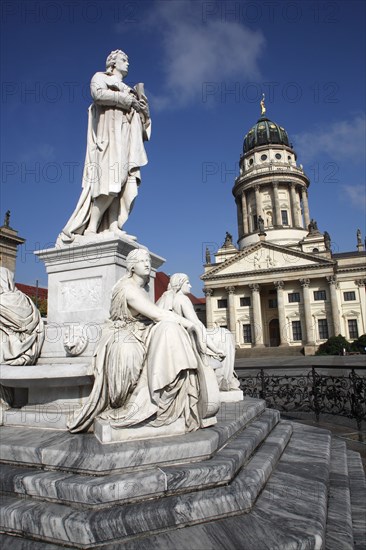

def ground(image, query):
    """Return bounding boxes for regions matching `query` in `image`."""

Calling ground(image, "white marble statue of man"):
[59,50,151,242]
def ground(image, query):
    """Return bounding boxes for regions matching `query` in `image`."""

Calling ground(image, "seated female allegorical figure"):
[68,249,220,433]
[157,273,241,392]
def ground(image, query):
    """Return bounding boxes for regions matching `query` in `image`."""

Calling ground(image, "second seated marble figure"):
[157,273,241,392]
[68,250,220,433]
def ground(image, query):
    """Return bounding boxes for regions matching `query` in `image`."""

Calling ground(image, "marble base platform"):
[94,417,187,443]
[0,364,92,428]
[219,389,243,402]
[0,398,365,549]
[0,399,266,474]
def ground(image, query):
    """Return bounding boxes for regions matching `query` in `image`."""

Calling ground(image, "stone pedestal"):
[35,233,165,360]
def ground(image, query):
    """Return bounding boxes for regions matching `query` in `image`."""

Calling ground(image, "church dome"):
[243,115,290,153]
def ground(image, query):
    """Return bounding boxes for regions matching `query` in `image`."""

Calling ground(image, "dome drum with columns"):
[202,99,366,354]
[233,100,311,250]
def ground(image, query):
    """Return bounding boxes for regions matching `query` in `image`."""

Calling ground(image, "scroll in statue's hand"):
[138,98,150,119]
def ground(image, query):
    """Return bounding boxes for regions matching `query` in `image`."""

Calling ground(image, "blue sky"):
[1,0,365,295]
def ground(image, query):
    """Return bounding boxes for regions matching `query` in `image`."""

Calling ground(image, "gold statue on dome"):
[260,93,266,115]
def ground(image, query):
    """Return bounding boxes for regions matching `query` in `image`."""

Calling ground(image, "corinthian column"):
[236,199,243,240]
[255,184,262,221]
[301,187,311,228]
[300,278,314,344]
[203,288,214,329]
[249,283,264,347]
[290,183,299,227]
[274,280,288,345]
[326,276,341,336]
[225,286,236,338]
[273,182,282,226]
[355,279,366,334]
[241,191,249,235]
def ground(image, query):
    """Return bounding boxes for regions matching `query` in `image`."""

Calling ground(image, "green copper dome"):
[243,115,290,153]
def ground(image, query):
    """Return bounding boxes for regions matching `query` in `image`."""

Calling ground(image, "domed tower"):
[233,96,311,250]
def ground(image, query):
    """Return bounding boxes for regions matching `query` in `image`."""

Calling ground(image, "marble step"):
[0,421,292,547]
[325,438,353,550]
[0,533,61,549]
[0,398,266,475]
[103,422,332,550]
[2,406,70,430]
[0,409,280,507]
[347,449,366,548]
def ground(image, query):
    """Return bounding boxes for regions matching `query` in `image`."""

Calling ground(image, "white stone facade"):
[202,112,366,354]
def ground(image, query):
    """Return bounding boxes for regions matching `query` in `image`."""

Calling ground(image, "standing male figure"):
[60,50,151,242]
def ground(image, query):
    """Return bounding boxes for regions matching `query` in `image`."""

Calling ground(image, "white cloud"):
[19,143,56,163]
[341,184,366,212]
[293,115,366,163]
[141,1,265,110]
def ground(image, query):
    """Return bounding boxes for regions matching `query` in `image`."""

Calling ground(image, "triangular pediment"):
[202,242,334,280]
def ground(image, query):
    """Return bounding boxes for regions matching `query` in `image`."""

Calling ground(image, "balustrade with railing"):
[237,366,366,431]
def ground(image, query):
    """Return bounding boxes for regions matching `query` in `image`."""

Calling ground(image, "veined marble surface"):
[1,417,364,549]
[347,449,366,549]
[325,438,353,550]
[0,534,60,549]
[103,423,333,550]
[0,399,266,474]
[0,421,292,546]
[0,409,279,507]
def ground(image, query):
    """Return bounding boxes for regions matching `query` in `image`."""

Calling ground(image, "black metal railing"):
[238,367,366,431]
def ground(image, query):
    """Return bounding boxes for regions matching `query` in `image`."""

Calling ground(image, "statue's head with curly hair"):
[105,49,128,74]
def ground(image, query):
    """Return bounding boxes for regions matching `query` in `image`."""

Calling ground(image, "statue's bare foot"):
[84,228,97,236]
[110,224,137,241]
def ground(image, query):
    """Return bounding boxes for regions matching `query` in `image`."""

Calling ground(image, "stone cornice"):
[239,226,307,240]
[0,233,25,245]
[201,241,335,280]
[336,266,366,274]
[241,143,295,157]
[35,237,166,272]
[202,263,336,283]
[233,171,309,196]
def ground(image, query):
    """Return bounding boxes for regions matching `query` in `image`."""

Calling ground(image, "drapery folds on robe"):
[0,268,44,365]
[60,72,151,241]
[67,283,203,433]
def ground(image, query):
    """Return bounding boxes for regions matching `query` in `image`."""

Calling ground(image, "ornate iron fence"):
[238,367,366,431]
